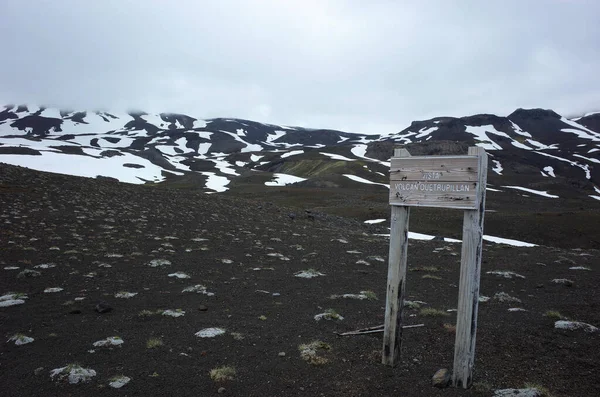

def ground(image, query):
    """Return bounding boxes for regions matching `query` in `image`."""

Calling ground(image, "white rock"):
[555,320,598,333]
[148,259,171,267]
[168,272,190,279]
[109,375,131,389]
[478,295,490,303]
[508,308,527,312]
[93,336,124,347]
[294,270,325,279]
[195,328,226,338]
[487,271,525,279]
[44,287,63,293]
[34,263,56,269]
[0,293,27,307]
[569,266,591,270]
[162,309,185,317]
[8,334,34,345]
[494,388,542,397]
[114,292,137,298]
[182,284,214,296]
[50,365,97,384]
[4,266,20,270]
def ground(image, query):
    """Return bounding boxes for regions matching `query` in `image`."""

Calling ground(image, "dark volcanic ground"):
[0,163,599,397]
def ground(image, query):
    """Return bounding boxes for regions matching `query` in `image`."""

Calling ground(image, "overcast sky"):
[1,0,599,134]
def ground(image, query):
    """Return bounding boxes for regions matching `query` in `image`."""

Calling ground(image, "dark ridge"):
[0,146,41,155]
[64,111,87,124]
[10,115,63,135]
[160,113,197,130]
[103,137,121,144]
[508,108,561,120]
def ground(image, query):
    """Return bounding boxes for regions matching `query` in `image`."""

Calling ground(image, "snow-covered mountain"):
[0,104,598,200]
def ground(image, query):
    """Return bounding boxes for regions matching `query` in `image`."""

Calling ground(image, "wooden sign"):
[382,147,488,390]
[389,155,480,209]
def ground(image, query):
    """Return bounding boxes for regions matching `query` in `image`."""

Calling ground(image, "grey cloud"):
[1,0,599,134]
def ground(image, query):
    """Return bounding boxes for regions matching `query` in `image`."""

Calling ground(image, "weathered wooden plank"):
[389,181,477,209]
[382,205,410,366]
[390,156,479,183]
[389,154,480,209]
[452,146,488,388]
[382,148,411,367]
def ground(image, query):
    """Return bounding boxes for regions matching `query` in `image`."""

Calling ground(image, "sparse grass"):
[443,323,456,333]
[404,300,423,309]
[410,266,440,272]
[524,382,553,397]
[472,381,493,395]
[422,274,442,280]
[146,337,163,349]
[361,290,377,300]
[209,366,236,382]
[544,310,566,321]
[420,308,450,317]
[298,340,331,365]
[138,310,155,317]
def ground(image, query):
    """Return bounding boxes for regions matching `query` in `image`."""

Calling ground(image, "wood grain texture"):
[389,155,480,209]
[382,205,410,367]
[382,148,411,367]
[452,146,488,388]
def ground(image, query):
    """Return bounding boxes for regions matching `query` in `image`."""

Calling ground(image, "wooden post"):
[382,148,411,367]
[452,146,488,388]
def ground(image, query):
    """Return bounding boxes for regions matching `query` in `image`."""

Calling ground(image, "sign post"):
[382,146,488,389]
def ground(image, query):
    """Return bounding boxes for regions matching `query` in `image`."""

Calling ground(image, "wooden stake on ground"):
[452,146,488,388]
[382,148,411,367]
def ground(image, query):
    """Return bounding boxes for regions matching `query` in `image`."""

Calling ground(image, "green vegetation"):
[299,340,331,365]
[420,308,450,317]
[146,337,163,349]
[544,310,566,320]
[209,366,236,382]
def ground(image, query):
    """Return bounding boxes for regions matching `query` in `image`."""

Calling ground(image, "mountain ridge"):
[0,104,598,202]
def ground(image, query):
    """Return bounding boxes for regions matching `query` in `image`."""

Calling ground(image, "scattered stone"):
[508,308,527,312]
[555,320,598,333]
[114,291,138,298]
[314,309,344,321]
[356,260,371,266]
[494,388,543,397]
[148,259,171,268]
[431,368,450,388]
[478,295,490,303]
[109,375,131,389]
[4,266,20,270]
[168,271,190,279]
[195,328,226,338]
[17,269,41,278]
[44,287,63,293]
[34,263,56,269]
[487,271,525,279]
[50,364,96,384]
[493,292,522,304]
[218,387,226,394]
[221,259,233,264]
[34,367,44,376]
[93,336,124,347]
[162,309,185,317]
[278,352,286,357]
[569,266,591,270]
[182,284,215,296]
[95,301,113,313]
[0,293,27,307]
[294,269,325,279]
[198,305,208,311]
[551,279,574,286]
[8,334,34,345]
